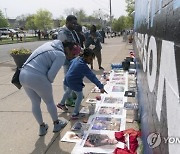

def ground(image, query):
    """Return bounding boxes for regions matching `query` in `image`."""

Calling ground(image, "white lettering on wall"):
[147,36,157,92]
[139,33,144,60]
[143,34,148,72]
[156,41,180,154]
[135,34,180,153]
[156,41,179,120]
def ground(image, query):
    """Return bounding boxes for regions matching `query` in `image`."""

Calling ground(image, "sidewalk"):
[0,37,140,154]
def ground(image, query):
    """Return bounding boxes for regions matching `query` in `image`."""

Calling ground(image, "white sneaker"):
[39,123,48,136]
[53,120,67,133]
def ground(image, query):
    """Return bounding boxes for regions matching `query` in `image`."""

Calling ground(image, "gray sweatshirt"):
[57,25,80,43]
[24,40,65,83]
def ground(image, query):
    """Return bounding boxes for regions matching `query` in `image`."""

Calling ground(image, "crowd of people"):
[18,14,134,137]
[19,15,107,136]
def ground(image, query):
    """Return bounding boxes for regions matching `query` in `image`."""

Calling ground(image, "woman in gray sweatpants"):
[19,40,80,136]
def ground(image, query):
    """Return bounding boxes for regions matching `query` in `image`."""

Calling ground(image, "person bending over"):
[57,48,107,119]
[19,40,80,136]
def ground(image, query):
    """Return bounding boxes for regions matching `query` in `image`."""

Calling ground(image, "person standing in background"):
[85,25,104,70]
[99,28,106,43]
[10,31,14,41]
[57,15,80,44]
[37,30,41,40]
[57,15,80,107]
[16,32,19,41]
[74,24,85,49]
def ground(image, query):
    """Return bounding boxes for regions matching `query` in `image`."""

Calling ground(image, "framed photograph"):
[112,86,124,92]
[109,80,125,85]
[113,73,124,77]
[71,122,90,131]
[111,77,121,81]
[71,131,124,154]
[91,117,121,131]
[112,76,125,81]
[114,69,124,73]
[61,131,82,143]
[124,102,138,110]
[103,96,123,104]
[97,106,123,116]
[71,133,124,154]
[83,133,118,148]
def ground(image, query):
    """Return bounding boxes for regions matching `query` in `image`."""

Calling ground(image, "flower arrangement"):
[10,48,32,55]
[10,48,32,68]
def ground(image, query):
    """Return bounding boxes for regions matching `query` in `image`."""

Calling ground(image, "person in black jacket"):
[75,24,85,48]
[85,25,104,70]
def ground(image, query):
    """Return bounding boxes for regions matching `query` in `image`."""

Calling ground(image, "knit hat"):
[72,45,81,55]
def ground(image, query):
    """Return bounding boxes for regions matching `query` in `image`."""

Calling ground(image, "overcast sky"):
[0,0,127,19]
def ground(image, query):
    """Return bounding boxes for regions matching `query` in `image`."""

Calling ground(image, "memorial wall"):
[134,0,180,153]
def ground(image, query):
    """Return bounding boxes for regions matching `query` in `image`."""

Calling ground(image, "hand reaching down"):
[100,88,108,94]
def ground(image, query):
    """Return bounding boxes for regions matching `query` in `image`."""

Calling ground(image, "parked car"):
[0,28,18,36]
[0,28,10,35]
[52,31,58,40]
[9,29,18,34]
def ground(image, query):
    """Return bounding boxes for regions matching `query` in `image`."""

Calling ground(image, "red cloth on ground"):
[114,148,135,154]
[114,128,141,154]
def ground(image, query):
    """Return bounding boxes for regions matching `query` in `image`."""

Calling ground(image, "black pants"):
[91,49,102,69]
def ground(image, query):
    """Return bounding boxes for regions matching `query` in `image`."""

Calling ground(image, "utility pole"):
[4,8,7,19]
[109,0,112,27]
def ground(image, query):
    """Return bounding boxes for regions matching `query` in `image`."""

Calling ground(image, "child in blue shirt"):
[57,48,107,119]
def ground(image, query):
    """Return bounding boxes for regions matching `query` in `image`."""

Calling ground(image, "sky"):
[0,0,127,19]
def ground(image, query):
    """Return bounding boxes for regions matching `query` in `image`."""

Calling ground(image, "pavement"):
[0,37,140,154]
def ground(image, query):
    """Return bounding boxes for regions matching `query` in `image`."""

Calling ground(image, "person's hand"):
[89,44,95,49]
[100,88,108,94]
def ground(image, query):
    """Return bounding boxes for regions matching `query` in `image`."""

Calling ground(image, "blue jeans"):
[63,61,70,92]
[60,87,83,114]
[63,61,76,99]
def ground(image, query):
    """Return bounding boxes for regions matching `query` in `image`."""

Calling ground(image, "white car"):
[0,28,17,36]
[9,29,18,34]
[0,28,10,35]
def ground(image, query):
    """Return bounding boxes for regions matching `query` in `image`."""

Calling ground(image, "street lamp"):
[4,8,7,19]
[109,0,112,25]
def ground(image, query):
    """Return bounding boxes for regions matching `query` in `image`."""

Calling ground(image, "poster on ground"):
[61,131,82,143]
[71,131,124,154]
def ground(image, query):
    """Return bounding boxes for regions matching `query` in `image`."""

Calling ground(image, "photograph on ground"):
[111,86,124,92]
[91,117,121,131]
[103,97,123,104]
[83,133,119,149]
[97,106,123,116]
[61,131,82,143]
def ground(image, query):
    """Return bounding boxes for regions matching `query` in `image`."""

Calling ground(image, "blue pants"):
[60,87,83,114]
[63,61,76,99]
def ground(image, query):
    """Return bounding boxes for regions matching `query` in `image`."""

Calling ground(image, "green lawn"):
[0,36,51,45]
